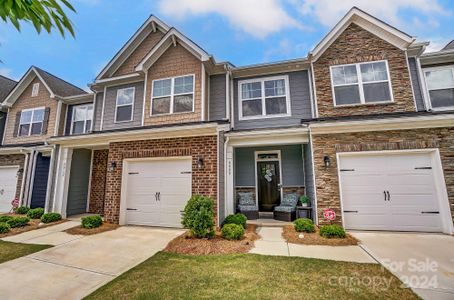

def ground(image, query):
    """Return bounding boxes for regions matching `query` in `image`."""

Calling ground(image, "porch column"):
[225,144,235,216]
[52,147,73,218]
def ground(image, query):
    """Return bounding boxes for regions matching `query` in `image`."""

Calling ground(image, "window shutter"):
[13,111,21,137]
[41,107,51,135]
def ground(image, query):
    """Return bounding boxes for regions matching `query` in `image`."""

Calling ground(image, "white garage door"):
[124,158,192,227]
[0,166,19,213]
[339,152,442,232]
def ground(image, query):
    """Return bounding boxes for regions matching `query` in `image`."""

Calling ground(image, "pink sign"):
[11,198,19,210]
[323,209,336,221]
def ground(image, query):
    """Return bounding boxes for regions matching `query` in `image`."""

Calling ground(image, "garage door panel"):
[344,214,391,230]
[0,167,19,213]
[126,211,160,226]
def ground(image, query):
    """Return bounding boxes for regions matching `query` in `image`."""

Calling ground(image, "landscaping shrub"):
[27,208,44,219]
[41,213,62,224]
[81,215,103,229]
[0,215,13,223]
[222,213,247,229]
[221,224,245,240]
[319,225,346,239]
[15,206,29,215]
[294,218,315,233]
[7,216,30,228]
[181,195,215,238]
[0,222,10,233]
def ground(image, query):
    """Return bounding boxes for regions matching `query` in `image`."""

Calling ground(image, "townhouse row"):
[0,7,453,233]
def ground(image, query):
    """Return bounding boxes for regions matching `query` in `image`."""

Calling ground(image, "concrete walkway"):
[352,231,454,300]
[0,224,184,300]
[249,227,376,263]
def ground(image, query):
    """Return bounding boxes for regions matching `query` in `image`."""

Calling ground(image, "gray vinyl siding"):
[303,143,315,203]
[66,149,91,216]
[0,112,6,145]
[408,57,426,111]
[218,131,226,223]
[209,74,227,121]
[101,81,144,130]
[233,71,312,130]
[65,102,93,136]
[234,145,304,187]
[93,92,103,131]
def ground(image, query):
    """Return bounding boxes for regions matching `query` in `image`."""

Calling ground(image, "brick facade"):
[88,149,108,215]
[143,44,202,126]
[311,127,454,225]
[103,135,217,224]
[313,23,416,118]
[0,154,26,200]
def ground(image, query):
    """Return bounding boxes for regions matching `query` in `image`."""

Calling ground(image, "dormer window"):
[71,104,93,134]
[330,60,393,106]
[32,83,39,97]
[424,66,454,110]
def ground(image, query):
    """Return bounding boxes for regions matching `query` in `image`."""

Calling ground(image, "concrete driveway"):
[352,232,454,300]
[0,225,184,300]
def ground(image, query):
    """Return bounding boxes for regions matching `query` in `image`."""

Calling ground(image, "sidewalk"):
[249,226,376,263]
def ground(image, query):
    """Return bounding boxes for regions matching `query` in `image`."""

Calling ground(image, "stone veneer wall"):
[104,135,217,224]
[313,23,416,117]
[311,127,454,225]
[88,149,108,215]
[0,154,26,201]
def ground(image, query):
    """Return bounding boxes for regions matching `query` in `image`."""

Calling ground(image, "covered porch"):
[225,128,315,223]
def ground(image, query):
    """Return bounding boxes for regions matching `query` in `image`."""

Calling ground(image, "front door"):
[257,161,281,212]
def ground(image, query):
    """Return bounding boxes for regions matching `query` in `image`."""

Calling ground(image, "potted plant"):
[299,195,310,207]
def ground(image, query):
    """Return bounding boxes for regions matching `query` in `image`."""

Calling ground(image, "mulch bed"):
[64,222,120,235]
[164,224,260,255]
[282,225,358,246]
[0,214,67,238]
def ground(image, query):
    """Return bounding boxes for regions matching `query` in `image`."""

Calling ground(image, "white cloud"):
[0,68,15,79]
[295,0,446,28]
[158,0,306,39]
[425,38,450,52]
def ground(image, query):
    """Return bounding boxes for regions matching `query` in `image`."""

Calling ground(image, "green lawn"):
[86,252,418,300]
[0,240,52,264]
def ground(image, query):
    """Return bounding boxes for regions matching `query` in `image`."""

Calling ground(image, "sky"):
[0,0,453,90]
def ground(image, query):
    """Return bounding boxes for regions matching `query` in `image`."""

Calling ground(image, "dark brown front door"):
[257,161,281,212]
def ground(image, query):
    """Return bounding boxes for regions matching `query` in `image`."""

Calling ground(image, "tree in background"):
[0,0,76,37]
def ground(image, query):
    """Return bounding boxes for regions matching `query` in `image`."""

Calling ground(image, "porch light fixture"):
[109,161,117,172]
[197,157,204,169]
[323,156,331,168]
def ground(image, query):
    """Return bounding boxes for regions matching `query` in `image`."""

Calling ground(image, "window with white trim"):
[32,83,39,97]
[151,74,194,115]
[330,60,393,106]
[19,107,45,136]
[239,76,290,120]
[115,87,135,122]
[71,104,93,134]
[424,66,454,109]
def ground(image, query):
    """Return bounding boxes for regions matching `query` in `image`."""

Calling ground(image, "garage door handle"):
[158,192,161,201]
[384,191,387,201]
[0,189,3,195]
[386,191,390,201]
[126,208,138,211]
[343,210,358,213]
[421,211,439,214]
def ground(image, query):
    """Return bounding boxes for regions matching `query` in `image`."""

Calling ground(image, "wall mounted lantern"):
[16,168,24,177]
[197,157,204,169]
[323,156,331,168]
[109,161,117,172]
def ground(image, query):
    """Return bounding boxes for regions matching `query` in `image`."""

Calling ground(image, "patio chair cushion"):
[238,204,259,212]
[280,193,299,207]
[274,205,296,212]
[237,192,255,206]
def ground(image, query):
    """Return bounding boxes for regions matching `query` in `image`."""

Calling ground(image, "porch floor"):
[247,219,292,227]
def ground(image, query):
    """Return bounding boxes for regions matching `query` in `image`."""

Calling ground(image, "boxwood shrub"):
[221,224,245,240]
[15,206,29,215]
[81,215,103,229]
[7,216,30,228]
[319,225,346,239]
[294,218,315,233]
[41,213,62,224]
[0,222,11,233]
[0,215,13,223]
[181,195,215,238]
[222,213,247,229]
[27,208,45,219]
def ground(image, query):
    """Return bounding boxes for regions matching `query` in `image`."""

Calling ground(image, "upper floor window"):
[424,66,454,110]
[71,104,93,134]
[238,76,290,120]
[115,87,135,123]
[19,107,45,136]
[32,83,39,97]
[151,74,194,115]
[330,60,393,106]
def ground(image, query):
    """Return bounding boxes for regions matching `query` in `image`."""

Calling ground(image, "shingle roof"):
[442,40,454,51]
[34,66,87,97]
[0,75,17,102]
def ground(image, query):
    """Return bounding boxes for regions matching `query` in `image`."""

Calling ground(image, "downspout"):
[44,144,58,212]
[307,125,318,225]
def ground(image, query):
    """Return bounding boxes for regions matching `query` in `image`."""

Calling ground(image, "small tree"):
[181,195,215,238]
